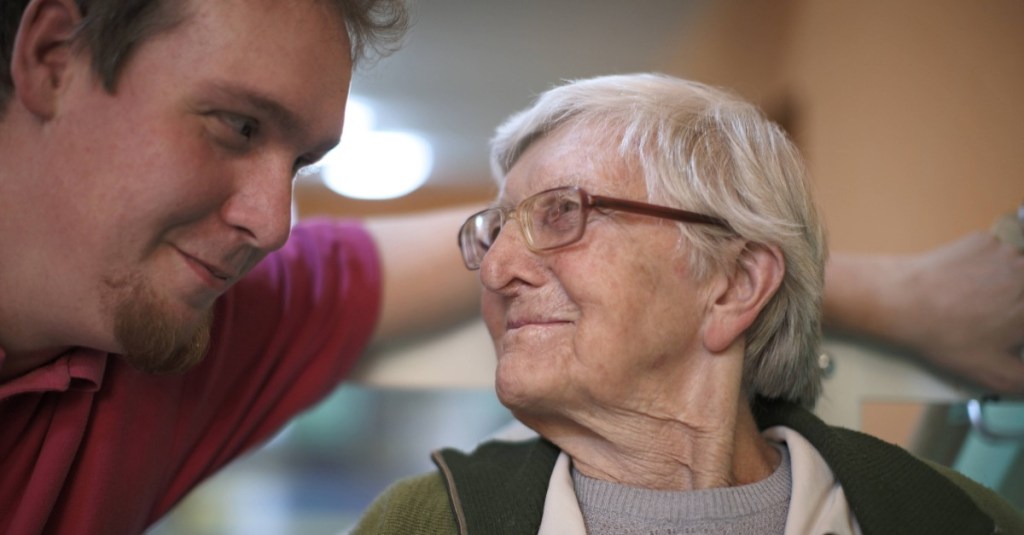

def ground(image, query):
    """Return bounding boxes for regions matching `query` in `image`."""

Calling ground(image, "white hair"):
[490,73,827,406]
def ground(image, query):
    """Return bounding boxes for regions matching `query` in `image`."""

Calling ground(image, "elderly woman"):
[352,74,1022,535]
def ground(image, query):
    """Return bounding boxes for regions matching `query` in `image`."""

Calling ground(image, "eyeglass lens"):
[459,187,589,269]
[524,188,585,250]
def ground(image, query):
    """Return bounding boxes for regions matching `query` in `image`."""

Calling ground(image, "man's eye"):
[220,113,258,140]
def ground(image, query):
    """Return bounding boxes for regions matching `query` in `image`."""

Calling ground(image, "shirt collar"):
[0,347,108,399]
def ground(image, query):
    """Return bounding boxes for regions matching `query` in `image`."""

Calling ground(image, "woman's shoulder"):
[347,471,456,535]
[924,460,1024,535]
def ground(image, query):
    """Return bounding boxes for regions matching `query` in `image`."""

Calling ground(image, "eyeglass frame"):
[457,185,733,270]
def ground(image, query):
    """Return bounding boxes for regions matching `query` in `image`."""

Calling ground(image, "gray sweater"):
[571,443,791,534]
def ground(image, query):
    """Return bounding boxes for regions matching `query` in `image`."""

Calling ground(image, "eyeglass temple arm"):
[588,195,733,231]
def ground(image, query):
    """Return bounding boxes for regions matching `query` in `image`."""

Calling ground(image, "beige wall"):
[669,0,1023,253]
[298,2,1023,252]
[295,182,493,219]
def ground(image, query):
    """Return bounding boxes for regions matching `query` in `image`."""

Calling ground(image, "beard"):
[109,275,215,374]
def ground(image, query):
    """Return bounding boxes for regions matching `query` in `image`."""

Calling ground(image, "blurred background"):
[149,0,1024,532]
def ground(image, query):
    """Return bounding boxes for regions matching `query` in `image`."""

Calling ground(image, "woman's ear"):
[702,242,785,354]
[10,0,83,119]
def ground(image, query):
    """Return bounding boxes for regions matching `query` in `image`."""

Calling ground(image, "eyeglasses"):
[458,185,732,270]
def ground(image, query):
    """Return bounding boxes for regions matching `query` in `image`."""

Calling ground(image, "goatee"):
[112,280,214,374]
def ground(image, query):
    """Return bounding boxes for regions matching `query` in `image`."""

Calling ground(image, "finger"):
[974,351,1024,396]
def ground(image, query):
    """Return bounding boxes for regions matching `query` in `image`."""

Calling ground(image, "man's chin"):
[115,301,215,375]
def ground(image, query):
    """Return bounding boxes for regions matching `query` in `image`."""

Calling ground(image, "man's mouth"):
[177,248,238,290]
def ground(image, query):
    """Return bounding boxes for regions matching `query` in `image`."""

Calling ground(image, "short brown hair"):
[0,0,408,117]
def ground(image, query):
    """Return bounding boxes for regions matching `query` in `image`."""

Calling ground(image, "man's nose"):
[220,161,294,252]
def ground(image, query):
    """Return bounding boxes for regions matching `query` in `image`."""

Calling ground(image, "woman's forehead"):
[497,171,647,211]
[499,128,640,203]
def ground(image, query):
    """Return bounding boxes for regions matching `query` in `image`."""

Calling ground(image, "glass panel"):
[150,396,1024,534]
[862,400,1024,511]
[147,385,513,535]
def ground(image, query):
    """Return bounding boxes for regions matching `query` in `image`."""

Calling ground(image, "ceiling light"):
[316,98,434,200]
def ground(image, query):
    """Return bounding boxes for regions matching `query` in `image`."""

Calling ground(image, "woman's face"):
[479,126,715,420]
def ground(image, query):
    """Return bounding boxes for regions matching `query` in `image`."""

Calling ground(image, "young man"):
[0,0,477,532]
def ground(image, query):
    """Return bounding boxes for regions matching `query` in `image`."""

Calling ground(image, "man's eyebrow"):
[205,82,326,147]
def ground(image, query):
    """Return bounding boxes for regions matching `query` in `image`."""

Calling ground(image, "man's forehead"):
[189,3,350,108]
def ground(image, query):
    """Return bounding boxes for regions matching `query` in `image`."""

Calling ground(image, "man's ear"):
[702,242,785,354]
[10,0,83,119]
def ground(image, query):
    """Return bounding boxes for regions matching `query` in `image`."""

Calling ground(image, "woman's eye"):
[485,220,502,247]
[292,156,314,175]
[545,199,579,222]
[557,199,580,215]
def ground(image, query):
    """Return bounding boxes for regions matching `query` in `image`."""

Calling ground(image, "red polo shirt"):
[0,220,382,534]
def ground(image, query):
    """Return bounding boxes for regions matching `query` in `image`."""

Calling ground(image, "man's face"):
[25,0,351,371]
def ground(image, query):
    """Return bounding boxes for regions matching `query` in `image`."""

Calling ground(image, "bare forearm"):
[365,205,483,342]
[823,253,911,342]
[824,231,1024,394]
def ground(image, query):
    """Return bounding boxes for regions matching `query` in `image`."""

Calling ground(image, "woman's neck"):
[523,355,779,490]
